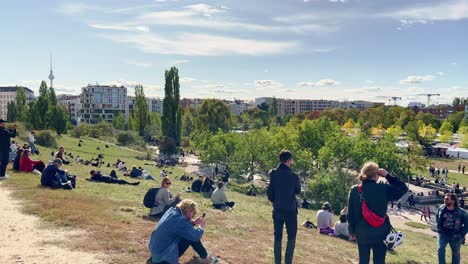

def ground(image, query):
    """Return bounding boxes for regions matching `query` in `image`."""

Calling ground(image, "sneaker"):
[0,175,10,180]
[199,256,219,264]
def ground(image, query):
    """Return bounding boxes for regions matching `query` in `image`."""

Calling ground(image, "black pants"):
[0,156,8,177]
[273,210,297,264]
[152,238,208,264]
[357,242,387,264]
[213,202,235,209]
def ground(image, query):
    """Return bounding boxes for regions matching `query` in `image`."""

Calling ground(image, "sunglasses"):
[165,182,172,185]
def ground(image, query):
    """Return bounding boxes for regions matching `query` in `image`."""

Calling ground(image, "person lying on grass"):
[211,181,235,210]
[149,177,182,218]
[89,170,140,186]
[40,158,76,190]
[148,199,219,264]
[19,149,45,174]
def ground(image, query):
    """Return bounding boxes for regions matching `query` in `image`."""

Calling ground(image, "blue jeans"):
[29,142,37,154]
[273,210,297,264]
[438,233,462,264]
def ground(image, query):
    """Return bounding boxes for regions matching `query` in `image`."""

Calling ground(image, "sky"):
[0,0,467,106]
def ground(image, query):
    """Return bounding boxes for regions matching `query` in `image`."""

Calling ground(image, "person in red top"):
[19,149,45,173]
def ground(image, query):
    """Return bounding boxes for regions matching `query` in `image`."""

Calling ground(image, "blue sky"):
[1,0,467,105]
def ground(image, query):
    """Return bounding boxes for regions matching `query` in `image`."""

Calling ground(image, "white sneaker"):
[32,169,41,175]
[0,176,9,180]
[198,256,219,264]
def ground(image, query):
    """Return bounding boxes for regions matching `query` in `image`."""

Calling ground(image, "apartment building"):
[0,86,35,120]
[57,94,81,125]
[128,96,164,115]
[79,85,128,124]
[339,100,384,110]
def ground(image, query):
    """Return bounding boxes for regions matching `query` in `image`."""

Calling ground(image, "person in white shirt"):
[211,181,235,210]
[28,132,36,154]
[316,202,334,229]
[9,141,18,161]
[334,214,350,239]
[160,170,166,178]
[149,177,182,218]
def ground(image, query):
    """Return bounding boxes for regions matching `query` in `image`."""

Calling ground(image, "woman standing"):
[347,162,408,264]
[149,177,182,218]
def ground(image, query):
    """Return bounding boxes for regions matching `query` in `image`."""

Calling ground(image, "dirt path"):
[0,182,105,264]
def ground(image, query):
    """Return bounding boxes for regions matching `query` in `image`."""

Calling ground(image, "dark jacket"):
[436,205,468,239]
[0,127,16,159]
[267,163,301,214]
[347,174,408,244]
[41,164,65,187]
[130,168,142,178]
[191,179,203,193]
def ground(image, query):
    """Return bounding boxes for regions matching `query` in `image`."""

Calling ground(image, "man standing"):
[458,164,461,174]
[436,193,468,264]
[221,169,230,189]
[267,150,301,264]
[28,131,36,154]
[463,165,465,175]
[0,119,17,180]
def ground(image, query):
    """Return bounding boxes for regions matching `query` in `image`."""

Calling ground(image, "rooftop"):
[0,86,34,93]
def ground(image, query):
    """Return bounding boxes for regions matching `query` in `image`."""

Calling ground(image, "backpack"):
[143,188,161,208]
[358,185,387,228]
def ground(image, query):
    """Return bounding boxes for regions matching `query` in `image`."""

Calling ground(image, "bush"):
[72,123,89,138]
[159,137,178,155]
[35,130,58,148]
[117,131,139,146]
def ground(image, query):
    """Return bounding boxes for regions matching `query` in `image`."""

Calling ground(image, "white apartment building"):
[229,100,251,115]
[57,94,81,125]
[128,96,164,115]
[79,85,128,124]
[339,100,384,110]
[0,86,35,120]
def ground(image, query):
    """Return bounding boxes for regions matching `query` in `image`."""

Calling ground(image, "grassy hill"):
[2,133,467,263]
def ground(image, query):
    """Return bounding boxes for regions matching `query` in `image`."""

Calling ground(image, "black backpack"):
[143,188,160,208]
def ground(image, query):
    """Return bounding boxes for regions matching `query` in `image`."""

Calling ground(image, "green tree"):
[196,99,232,132]
[112,111,127,130]
[297,117,340,157]
[439,120,454,142]
[7,101,17,122]
[15,87,28,121]
[458,119,467,133]
[162,67,182,146]
[269,97,277,117]
[48,105,69,135]
[182,107,196,137]
[453,97,462,106]
[35,81,50,129]
[447,112,465,133]
[134,84,150,136]
[49,87,57,106]
[144,112,162,142]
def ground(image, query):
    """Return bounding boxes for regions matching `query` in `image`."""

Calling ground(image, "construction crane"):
[375,96,402,106]
[417,93,440,107]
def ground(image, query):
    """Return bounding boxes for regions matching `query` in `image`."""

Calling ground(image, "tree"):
[134,84,149,136]
[418,121,437,144]
[7,101,17,122]
[269,97,277,117]
[453,97,461,106]
[447,112,465,133]
[297,117,340,158]
[15,87,28,121]
[112,111,127,130]
[196,99,232,133]
[48,105,69,135]
[144,112,162,142]
[162,67,182,146]
[49,87,57,106]
[182,108,196,138]
[35,81,50,129]
[439,120,454,143]
[458,119,467,133]
[386,125,403,138]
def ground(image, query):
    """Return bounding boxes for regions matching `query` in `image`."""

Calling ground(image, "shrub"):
[117,131,139,146]
[72,123,89,138]
[159,137,178,155]
[87,122,114,138]
[35,130,58,148]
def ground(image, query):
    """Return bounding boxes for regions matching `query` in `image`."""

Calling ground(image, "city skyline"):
[1,0,467,105]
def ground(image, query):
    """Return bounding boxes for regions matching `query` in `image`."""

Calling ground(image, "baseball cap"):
[53,158,63,165]
[0,119,7,123]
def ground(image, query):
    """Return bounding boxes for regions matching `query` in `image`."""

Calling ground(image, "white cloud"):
[170,59,190,65]
[57,3,97,15]
[400,75,434,84]
[437,71,445,76]
[297,79,340,87]
[125,60,152,67]
[185,4,225,16]
[106,79,161,94]
[400,19,429,25]
[180,77,197,84]
[254,80,283,90]
[384,1,468,21]
[329,0,348,2]
[100,32,297,56]
[88,24,150,33]
[365,80,375,84]
[283,89,296,92]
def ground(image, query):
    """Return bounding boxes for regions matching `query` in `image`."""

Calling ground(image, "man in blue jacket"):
[436,193,468,264]
[148,199,218,264]
[267,150,301,264]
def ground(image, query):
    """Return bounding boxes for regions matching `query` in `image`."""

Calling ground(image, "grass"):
[3,133,468,263]
[405,222,430,229]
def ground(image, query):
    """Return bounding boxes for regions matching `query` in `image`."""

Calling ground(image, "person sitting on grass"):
[53,146,71,165]
[334,214,350,240]
[130,165,143,178]
[317,202,334,229]
[201,176,215,196]
[211,181,235,210]
[12,148,24,171]
[40,158,76,190]
[19,149,45,174]
[191,175,203,193]
[301,198,310,209]
[89,170,140,186]
[9,140,18,162]
[149,177,182,218]
[246,184,257,197]
[148,199,219,264]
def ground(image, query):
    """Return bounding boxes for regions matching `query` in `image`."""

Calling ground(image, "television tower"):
[48,53,55,88]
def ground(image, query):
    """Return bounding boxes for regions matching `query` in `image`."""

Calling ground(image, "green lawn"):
[2,133,467,263]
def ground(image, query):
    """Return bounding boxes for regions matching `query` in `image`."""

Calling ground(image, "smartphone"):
[202,213,206,218]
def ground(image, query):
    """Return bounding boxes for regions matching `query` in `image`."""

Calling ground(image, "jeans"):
[438,233,462,264]
[213,202,235,209]
[273,210,297,264]
[151,238,207,264]
[0,156,8,177]
[357,242,387,264]
[29,142,36,154]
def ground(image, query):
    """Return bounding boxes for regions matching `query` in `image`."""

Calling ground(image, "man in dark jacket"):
[267,150,301,264]
[191,176,203,193]
[436,193,468,264]
[347,162,408,264]
[41,159,76,190]
[0,120,16,180]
